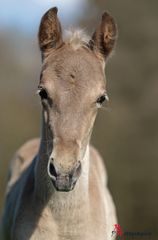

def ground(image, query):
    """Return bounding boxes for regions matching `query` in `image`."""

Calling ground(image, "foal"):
[1,7,118,240]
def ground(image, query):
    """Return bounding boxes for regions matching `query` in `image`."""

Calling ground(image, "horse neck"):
[34,118,90,206]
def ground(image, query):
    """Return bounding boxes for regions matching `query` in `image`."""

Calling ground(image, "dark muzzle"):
[48,160,81,192]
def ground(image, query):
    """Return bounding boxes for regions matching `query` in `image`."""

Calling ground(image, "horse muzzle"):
[47,159,81,192]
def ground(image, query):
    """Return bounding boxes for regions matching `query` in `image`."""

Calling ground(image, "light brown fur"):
[1,7,118,240]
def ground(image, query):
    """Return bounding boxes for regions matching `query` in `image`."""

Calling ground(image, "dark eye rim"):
[96,94,109,106]
[37,87,48,100]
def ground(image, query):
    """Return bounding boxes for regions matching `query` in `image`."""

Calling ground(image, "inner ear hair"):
[38,7,63,56]
[89,11,118,60]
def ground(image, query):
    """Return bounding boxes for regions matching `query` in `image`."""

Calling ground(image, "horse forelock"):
[64,29,90,50]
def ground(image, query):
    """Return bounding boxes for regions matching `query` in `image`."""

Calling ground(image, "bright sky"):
[0,0,87,34]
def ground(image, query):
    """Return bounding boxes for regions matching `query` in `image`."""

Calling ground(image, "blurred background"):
[0,0,157,238]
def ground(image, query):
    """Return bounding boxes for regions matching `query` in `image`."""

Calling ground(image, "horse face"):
[38,7,117,191]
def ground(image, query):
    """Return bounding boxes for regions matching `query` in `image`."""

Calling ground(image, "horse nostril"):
[73,161,81,179]
[48,159,57,180]
[76,161,81,173]
[50,163,57,177]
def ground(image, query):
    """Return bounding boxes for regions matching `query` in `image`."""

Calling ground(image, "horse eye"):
[38,88,48,100]
[96,94,109,106]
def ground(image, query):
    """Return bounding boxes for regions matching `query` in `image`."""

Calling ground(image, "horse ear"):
[38,7,63,57]
[89,11,118,61]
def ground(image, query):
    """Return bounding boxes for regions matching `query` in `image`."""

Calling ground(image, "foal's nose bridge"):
[49,139,81,171]
[53,137,82,149]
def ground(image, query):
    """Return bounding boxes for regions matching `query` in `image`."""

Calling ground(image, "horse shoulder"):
[6,138,40,194]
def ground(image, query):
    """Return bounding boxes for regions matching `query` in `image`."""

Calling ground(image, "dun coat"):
[0,7,118,240]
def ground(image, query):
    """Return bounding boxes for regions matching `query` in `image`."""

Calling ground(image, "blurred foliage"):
[0,0,158,239]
